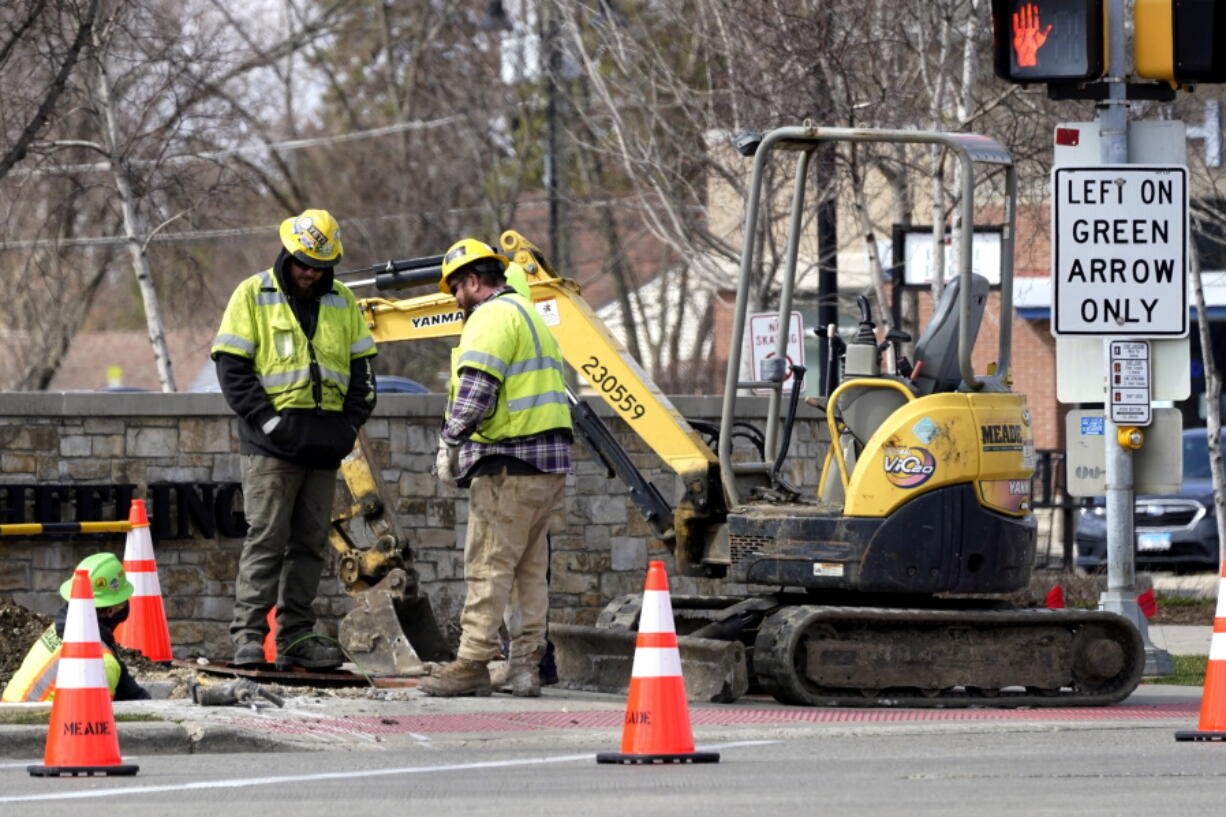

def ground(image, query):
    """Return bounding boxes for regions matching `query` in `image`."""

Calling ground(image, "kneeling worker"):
[2,552,150,702]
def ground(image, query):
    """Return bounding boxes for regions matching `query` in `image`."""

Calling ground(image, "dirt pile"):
[0,600,53,686]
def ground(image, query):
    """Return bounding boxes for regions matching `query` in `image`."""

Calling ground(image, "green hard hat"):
[59,552,134,607]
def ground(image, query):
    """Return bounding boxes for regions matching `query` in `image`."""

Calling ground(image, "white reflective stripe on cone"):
[1216,581,1226,619]
[64,603,102,646]
[54,657,109,689]
[1210,633,1226,662]
[638,590,676,635]
[129,571,162,595]
[630,646,683,679]
[128,529,156,560]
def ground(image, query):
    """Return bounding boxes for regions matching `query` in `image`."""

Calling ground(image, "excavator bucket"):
[550,623,747,703]
[332,431,454,677]
[339,569,454,676]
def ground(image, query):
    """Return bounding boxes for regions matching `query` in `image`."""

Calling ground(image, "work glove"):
[260,412,290,445]
[433,439,460,487]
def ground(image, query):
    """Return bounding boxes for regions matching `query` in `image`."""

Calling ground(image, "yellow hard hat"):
[279,209,343,268]
[439,238,509,294]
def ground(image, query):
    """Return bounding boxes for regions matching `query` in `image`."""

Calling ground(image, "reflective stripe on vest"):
[449,293,571,443]
[211,268,376,412]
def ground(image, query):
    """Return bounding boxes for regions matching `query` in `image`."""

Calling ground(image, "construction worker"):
[211,208,377,670]
[419,238,572,698]
[2,553,149,702]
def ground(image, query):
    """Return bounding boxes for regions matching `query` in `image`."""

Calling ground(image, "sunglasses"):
[448,274,470,297]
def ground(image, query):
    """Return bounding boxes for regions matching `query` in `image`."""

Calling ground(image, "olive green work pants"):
[230,455,336,647]
[457,471,566,663]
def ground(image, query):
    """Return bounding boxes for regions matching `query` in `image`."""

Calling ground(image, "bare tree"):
[0,0,360,390]
[546,0,1071,394]
[0,0,99,180]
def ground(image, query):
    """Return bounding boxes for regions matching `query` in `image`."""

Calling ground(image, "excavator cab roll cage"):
[719,126,1018,506]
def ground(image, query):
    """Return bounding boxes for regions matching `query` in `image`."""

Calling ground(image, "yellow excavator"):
[329,125,1144,706]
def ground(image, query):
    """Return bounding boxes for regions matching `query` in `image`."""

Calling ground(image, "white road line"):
[0,741,775,803]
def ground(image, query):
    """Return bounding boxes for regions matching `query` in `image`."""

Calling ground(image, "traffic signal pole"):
[1097,0,1173,677]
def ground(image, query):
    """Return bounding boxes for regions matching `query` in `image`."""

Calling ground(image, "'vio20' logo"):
[883,446,936,489]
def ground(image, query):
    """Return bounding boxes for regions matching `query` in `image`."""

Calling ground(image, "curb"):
[0,720,308,759]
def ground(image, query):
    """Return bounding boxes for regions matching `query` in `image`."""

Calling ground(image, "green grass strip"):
[1146,653,1208,686]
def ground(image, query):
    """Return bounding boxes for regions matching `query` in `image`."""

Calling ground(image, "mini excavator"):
[327,125,1144,706]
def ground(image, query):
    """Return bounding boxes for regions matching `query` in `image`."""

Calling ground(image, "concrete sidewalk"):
[1148,624,1212,655]
[1151,572,1219,599]
[1,625,1212,760]
[0,679,1207,760]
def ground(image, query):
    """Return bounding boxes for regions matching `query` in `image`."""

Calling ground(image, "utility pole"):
[541,2,569,275]
[1095,0,1171,677]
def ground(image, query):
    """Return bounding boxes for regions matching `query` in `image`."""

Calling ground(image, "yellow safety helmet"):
[439,238,509,294]
[279,208,343,268]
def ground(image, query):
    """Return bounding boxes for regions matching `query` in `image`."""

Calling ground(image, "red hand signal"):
[1012,3,1053,67]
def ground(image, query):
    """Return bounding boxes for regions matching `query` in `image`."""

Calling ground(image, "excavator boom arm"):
[356,231,727,570]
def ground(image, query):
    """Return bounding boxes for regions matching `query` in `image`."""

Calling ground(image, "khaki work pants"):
[230,454,336,647]
[457,471,566,663]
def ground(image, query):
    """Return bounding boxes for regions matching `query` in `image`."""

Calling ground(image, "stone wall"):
[0,392,826,659]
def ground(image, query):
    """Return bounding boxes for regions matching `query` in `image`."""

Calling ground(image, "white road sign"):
[747,311,805,394]
[1051,165,1188,338]
[1108,340,1151,426]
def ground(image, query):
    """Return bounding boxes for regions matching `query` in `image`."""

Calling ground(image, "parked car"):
[187,365,431,395]
[374,375,430,394]
[1075,427,1221,572]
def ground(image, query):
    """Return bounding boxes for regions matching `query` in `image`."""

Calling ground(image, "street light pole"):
[539,2,569,273]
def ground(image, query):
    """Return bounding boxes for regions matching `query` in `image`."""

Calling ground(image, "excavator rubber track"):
[752,605,1146,708]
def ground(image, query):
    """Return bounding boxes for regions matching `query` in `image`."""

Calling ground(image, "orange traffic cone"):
[114,499,173,661]
[1176,561,1226,741]
[263,608,277,663]
[28,569,139,777]
[596,561,719,765]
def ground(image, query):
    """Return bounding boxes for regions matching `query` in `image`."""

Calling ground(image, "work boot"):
[508,647,546,697]
[276,635,343,670]
[233,639,266,668]
[418,658,492,697]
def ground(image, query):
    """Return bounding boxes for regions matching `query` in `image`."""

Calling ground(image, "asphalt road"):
[1,691,1221,817]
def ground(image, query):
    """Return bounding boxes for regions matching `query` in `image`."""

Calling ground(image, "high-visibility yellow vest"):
[449,292,571,442]
[211,269,376,412]
[1,625,121,702]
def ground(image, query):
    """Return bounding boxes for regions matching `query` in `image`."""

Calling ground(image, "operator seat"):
[910,273,990,396]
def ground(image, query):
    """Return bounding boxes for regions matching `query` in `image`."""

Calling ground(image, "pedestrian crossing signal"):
[992,0,1105,83]
[1134,0,1226,85]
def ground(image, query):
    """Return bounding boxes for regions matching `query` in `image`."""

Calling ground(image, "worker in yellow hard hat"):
[2,553,149,702]
[211,208,378,671]
[419,238,572,698]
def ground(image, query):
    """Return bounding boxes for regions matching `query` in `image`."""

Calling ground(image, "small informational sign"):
[747,311,805,395]
[1080,415,1105,436]
[1051,165,1188,337]
[534,298,561,326]
[1108,340,1151,426]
